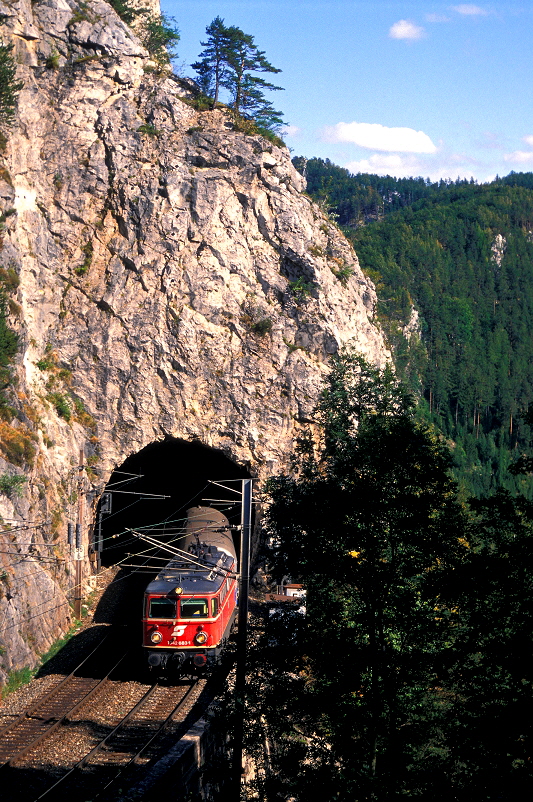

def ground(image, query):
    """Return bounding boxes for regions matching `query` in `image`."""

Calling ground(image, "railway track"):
[0,634,126,768]
[33,678,199,801]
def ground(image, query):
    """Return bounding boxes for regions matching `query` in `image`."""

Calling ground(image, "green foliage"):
[266,352,468,798]
[1,665,35,697]
[191,16,232,107]
[192,18,284,135]
[251,317,272,336]
[0,264,19,292]
[293,156,474,227]
[0,471,26,498]
[47,392,71,421]
[0,290,18,411]
[288,276,314,301]
[107,0,141,26]
[137,122,159,137]
[443,490,533,797]
[45,49,60,70]
[330,261,354,286]
[75,241,93,276]
[352,181,533,496]
[68,1,95,26]
[140,13,180,66]
[0,39,23,130]
[301,160,533,497]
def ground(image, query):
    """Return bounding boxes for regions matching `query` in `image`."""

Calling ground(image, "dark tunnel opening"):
[95,438,252,570]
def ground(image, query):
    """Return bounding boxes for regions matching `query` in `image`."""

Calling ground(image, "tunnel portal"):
[96,438,251,568]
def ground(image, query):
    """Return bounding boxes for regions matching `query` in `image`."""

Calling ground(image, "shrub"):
[75,241,93,276]
[137,123,159,137]
[45,49,60,70]
[47,392,71,421]
[330,262,354,286]
[0,472,26,498]
[0,422,36,466]
[0,264,19,292]
[0,39,23,130]
[107,0,139,25]
[288,277,315,301]
[140,14,180,66]
[252,317,272,337]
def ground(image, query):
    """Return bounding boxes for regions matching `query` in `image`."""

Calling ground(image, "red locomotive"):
[142,506,238,672]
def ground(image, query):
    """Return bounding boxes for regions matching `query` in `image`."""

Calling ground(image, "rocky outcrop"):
[0,0,387,679]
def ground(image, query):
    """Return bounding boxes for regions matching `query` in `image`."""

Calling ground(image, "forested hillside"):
[295,158,533,496]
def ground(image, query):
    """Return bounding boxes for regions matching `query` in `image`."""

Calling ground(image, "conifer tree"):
[192,20,284,132]
[222,25,283,127]
[0,37,23,129]
[191,16,232,107]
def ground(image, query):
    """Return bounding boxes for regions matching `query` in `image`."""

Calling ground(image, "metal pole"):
[232,478,252,798]
[74,448,84,620]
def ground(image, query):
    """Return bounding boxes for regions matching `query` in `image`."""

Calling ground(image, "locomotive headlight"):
[150,630,163,644]
[194,630,208,645]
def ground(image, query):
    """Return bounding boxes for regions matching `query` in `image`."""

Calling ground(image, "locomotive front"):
[142,506,238,672]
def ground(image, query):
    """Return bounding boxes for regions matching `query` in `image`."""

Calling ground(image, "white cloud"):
[345,154,413,177]
[522,135,533,147]
[281,125,301,137]
[344,152,481,182]
[503,150,533,164]
[451,5,489,15]
[326,121,437,154]
[425,13,450,22]
[389,19,425,40]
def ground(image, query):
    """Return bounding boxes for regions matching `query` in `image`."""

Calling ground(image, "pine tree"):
[222,26,283,131]
[191,16,232,107]
[0,38,23,129]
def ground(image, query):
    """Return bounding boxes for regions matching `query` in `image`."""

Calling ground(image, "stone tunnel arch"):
[95,438,252,569]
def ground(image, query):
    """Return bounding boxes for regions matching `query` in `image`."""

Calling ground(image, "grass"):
[0,618,84,699]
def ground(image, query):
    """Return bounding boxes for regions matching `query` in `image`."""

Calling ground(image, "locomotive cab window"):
[148,597,176,619]
[180,598,209,618]
[212,597,219,616]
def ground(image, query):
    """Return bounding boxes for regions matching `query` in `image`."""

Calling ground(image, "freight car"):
[142,506,238,672]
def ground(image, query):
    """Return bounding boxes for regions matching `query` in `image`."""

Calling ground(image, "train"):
[142,506,238,672]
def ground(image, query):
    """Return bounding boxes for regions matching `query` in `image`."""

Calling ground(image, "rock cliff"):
[0,0,387,680]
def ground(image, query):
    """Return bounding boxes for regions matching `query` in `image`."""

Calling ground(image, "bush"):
[107,0,139,25]
[0,39,23,129]
[141,14,180,66]
[47,392,71,421]
[137,123,159,137]
[288,277,315,301]
[0,422,36,466]
[252,317,272,336]
[0,472,26,498]
[74,241,93,276]
[45,49,60,70]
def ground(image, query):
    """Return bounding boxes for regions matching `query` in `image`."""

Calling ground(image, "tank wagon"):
[142,506,238,672]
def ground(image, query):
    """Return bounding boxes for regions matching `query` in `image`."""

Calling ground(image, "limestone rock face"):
[0,0,387,679]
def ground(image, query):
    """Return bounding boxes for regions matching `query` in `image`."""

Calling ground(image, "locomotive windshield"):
[148,597,177,619]
[180,598,209,618]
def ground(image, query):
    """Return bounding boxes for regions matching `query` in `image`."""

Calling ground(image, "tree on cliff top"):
[192,19,284,133]
[191,16,232,107]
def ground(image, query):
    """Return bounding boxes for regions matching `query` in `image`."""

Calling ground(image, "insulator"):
[68,522,74,547]
[75,523,82,549]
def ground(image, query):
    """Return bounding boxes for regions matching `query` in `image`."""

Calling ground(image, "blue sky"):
[161,2,532,182]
